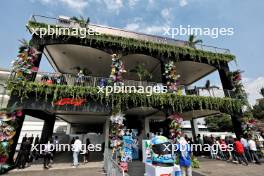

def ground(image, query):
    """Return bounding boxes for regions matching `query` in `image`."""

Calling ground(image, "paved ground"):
[193,157,264,176]
[6,167,105,176]
[4,154,264,176]
[128,157,264,176]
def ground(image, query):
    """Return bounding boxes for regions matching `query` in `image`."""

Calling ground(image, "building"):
[3,15,244,171]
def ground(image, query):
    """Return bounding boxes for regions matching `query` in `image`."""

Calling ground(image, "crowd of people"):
[193,133,263,166]
[15,133,98,170]
[15,134,59,169]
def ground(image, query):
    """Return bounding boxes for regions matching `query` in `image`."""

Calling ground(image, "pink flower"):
[16,111,23,117]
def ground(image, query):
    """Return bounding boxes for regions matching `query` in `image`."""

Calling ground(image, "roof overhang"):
[44,44,217,85]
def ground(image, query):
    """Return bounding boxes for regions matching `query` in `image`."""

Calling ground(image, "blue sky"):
[0,0,263,104]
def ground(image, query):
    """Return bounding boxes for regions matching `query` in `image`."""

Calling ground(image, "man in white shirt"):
[248,137,261,165]
[72,136,82,167]
[240,136,252,162]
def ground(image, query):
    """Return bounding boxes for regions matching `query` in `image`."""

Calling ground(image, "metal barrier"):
[8,70,237,99]
[104,149,125,176]
[35,71,157,88]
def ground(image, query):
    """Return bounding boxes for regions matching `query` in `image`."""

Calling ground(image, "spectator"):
[240,135,252,162]
[43,138,53,169]
[177,136,192,176]
[51,136,59,163]
[248,136,261,165]
[72,136,82,167]
[84,138,91,164]
[234,136,248,165]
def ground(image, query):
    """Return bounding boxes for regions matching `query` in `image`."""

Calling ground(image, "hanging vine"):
[28,21,235,65]
[7,81,244,114]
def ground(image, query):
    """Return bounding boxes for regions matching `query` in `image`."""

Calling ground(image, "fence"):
[104,149,125,176]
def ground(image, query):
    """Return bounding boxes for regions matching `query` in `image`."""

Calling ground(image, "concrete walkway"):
[193,157,264,176]
[127,158,264,176]
[5,151,105,175]
[6,167,105,176]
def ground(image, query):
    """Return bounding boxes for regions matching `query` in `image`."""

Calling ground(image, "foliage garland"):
[28,21,235,64]
[7,81,244,114]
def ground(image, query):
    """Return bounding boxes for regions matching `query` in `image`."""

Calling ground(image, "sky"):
[0,0,263,105]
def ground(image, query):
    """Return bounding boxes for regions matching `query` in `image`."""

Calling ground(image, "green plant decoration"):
[130,63,152,83]
[27,21,236,65]
[70,16,90,27]
[7,80,244,115]
[10,39,40,81]
[229,70,248,104]
[188,35,203,49]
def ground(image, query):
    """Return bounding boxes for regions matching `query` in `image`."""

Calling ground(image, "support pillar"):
[231,112,244,139]
[218,63,243,138]
[144,117,150,136]
[66,123,71,135]
[40,115,56,144]
[104,118,110,152]
[191,119,199,142]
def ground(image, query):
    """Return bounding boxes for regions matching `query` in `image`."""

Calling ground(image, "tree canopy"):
[205,113,233,132]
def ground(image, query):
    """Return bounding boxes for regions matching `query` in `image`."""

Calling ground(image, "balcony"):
[31,72,236,98]
[6,70,244,118]
[28,15,231,55]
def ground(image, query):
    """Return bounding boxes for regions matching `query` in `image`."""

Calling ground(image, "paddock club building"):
[3,15,245,172]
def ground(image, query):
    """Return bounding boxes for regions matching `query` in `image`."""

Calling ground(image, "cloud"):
[124,23,140,31]
[243,77,264,106]
[103,0,123,11]
[36,0,88,13]
[124,22,168,35]
[179,0,188,7]
[161,8,171,19]
[128,0,140,7]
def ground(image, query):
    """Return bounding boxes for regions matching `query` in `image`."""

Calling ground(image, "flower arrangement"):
[109,112,125,154]
[168,113,183,139]
[11,39,40,81]
[163,61,180,92]
[0,104,23,174]
[229,70,247,103]
[109,54,126,85]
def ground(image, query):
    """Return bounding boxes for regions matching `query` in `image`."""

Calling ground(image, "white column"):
[191,119,199,141]
[144,117,150,136]
[66,123,71,135]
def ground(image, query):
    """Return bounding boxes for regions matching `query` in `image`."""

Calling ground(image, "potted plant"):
[130,63,152,85]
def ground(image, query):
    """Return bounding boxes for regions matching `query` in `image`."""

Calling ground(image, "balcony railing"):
[31,72,236,99]
[35,72,158,88]
[28,15,230,54]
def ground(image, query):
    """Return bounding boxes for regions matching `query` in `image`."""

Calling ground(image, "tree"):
[188,35,203,49]
[205,113,233,132]
[260,87,264,98]
[252,99,264,120]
